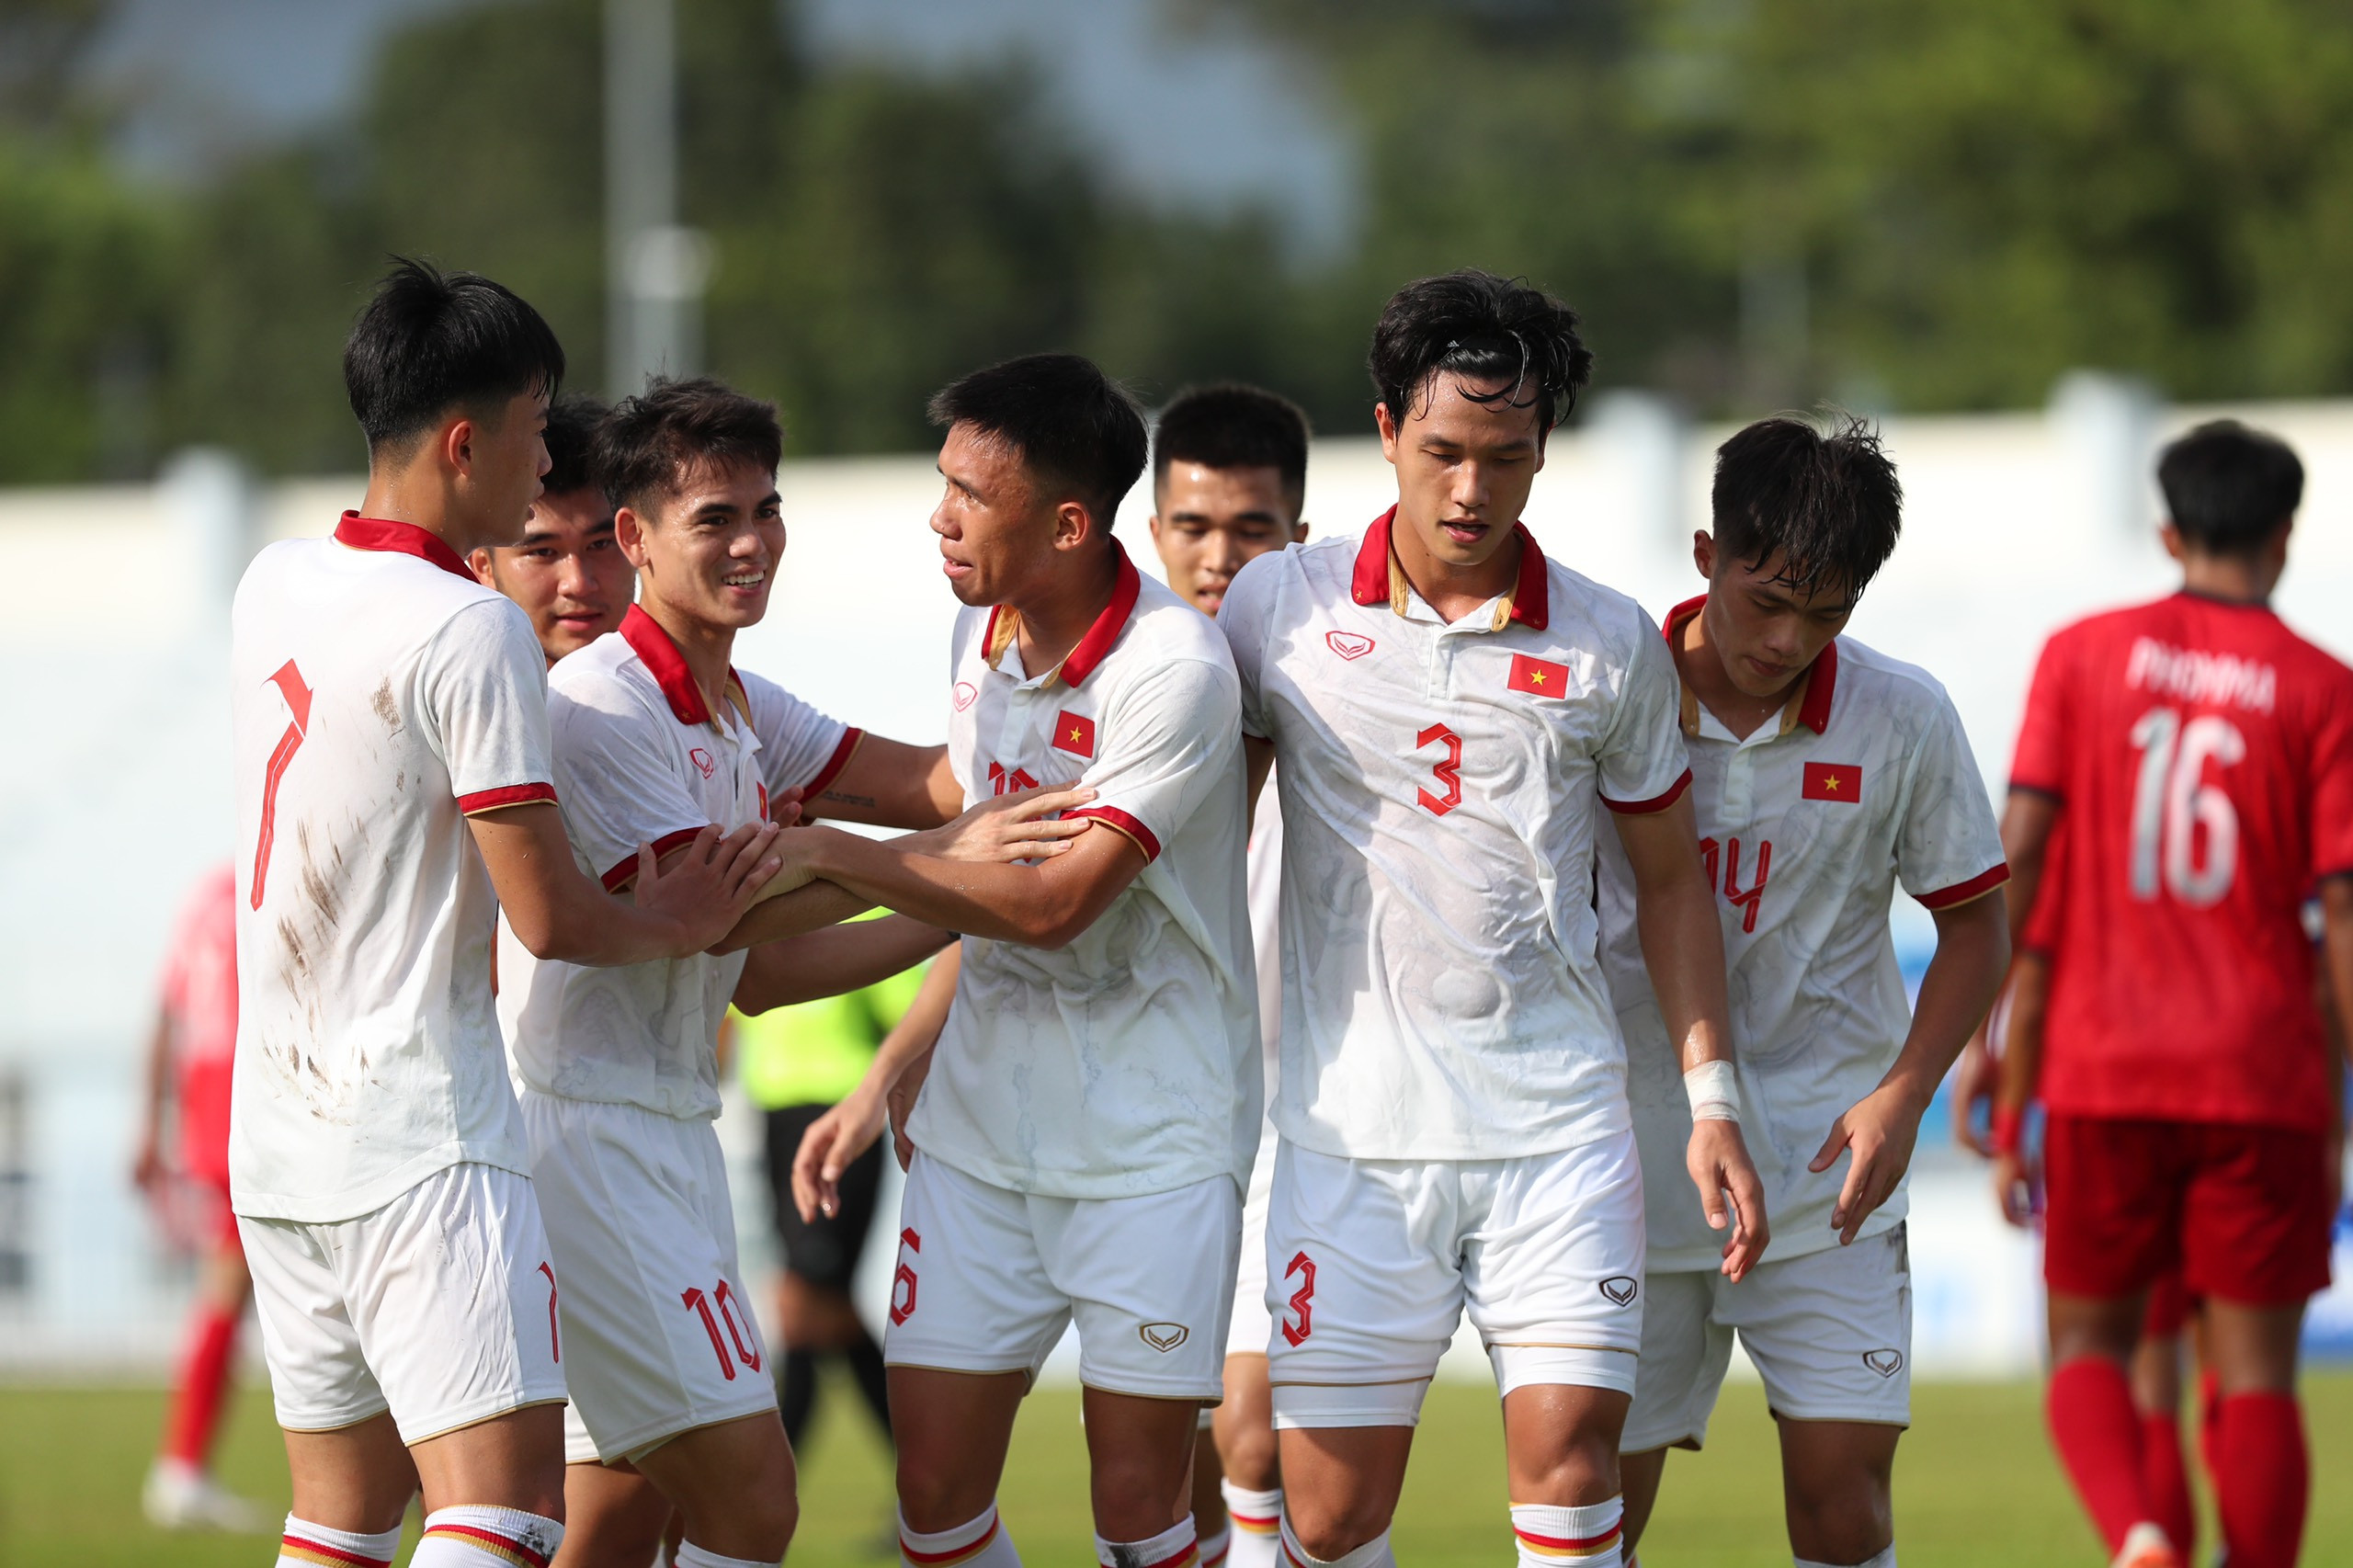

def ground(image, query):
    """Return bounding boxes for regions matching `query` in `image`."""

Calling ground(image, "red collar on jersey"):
[1663,593,1838,735]
[981,540,1142,689]
[620,604,748,728]
[1350,506,1550,631]
[334,512,477,583]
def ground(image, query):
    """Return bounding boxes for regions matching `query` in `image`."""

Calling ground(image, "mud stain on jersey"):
[295,822,343,929]
[370,678,404,736]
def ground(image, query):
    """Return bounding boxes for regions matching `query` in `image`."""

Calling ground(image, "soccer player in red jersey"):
[468,394,634,662]
[134,863,264,1532]
[1998,419,2353,1568]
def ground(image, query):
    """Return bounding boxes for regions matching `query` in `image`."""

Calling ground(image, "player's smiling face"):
[931,422,1066,608]
[1378,374,1546,573]
[618,458,784,633]
[1149,462,1302,615]
[470,488,635,664]
[1695,531,1855,699]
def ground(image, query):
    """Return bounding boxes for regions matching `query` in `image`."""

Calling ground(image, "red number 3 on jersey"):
[1415,723,1463,817]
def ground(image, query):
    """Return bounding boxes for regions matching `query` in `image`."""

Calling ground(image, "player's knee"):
[894,1457,991,1537]
[1217,1422,1280,1492]
[1281,1491,1392,1562]
[1782,1471,1891,1563]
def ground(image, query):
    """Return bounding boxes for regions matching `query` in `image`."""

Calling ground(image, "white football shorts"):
[240,1161,565,1443]
[1264,1131,1646,1428]
[1227,1122,1280,1359]
[1621,1223,1913,1453]
[883,1152,1240,1401]
[521,1090,775,1464]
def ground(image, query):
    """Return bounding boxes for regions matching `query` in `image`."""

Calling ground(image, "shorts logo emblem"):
[1282,1252,1317,1346]
[1598,1277,1638,1306]
[1139,1322,1189,1352]
[689,747,715,778]
[890,1228,920,1326]
[953,682,979,712]
[1325,631,1375,661]
[1863,1348,1904,1378]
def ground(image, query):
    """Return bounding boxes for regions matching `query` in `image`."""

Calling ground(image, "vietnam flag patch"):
[1053,710,1097,757]
[1507,653,1569,697]
[1802,761,1862,802]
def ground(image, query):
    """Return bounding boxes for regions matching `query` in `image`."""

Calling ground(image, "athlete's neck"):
[1389,509,1522,625]
[1008,543,1121,677]
[358,465,501,560]
[2177,555,2275,608]
[640,596,736,716]
[1677,601,1800,742]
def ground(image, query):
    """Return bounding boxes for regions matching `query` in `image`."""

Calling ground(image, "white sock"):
[1097,1514,1199,1568]
[1276,1514,1396,1568]
[278,1515,404,1568]
[413,1506,564,1567]
[1795,1551,1894,1568]
[675,1543,775,1568]
[1511,1498,1624,1566]
[900,1503,1023,1568]
[1199,1522,1233,1567]
[1222,1481,1283,1568]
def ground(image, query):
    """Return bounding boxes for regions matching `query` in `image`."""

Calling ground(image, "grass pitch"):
[7,1373,2351,1565]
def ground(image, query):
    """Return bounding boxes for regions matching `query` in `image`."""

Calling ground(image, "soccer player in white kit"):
[1215,272,1770,1568]
[467,392,637,665]
[230,261,785,1568]
[1145,384,1313,1568]
[1598,419,2012,1568]
[776,354,1259,1568]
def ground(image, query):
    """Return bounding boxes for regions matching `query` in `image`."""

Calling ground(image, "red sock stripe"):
[278,1538,395,1568]
[420,1522,551,1568]
[902,1516,1001,1566]
[1230,1510,1281,1533]
[1516,1523,1624,1556]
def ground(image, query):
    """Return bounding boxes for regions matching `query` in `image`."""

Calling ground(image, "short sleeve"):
[1597,612,1693,813]
[546,680,713,891]
[741,672,858,800]
[1217,553,1279,740]
[1900,687,2010,909]
[419,598,559,815]
[2009,632,2072,797]
[2311,665,2353,881]
[1065,659,1244,863]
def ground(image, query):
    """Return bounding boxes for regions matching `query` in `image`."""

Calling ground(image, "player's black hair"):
[928,353,1149,532]
[1369,270,1593,435]
[1153,383,1312,514]
[540,393,608,498]
[596,377,784,517]
[343,256,565,457]
[1711,415,1904,602]
[2157,419,2305,557]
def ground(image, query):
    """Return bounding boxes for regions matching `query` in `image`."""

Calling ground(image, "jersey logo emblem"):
[953,681,979,711]
[1325,630,1375,661]
[1599,1276,1638,1306]
[1802,761,1862,801]
[689,747,715,779]
[1863,1347,1904,1378]
[1139,1322,1190,1352]
[1507,653,1569,696]
[1282,1251,1317,1346]
[1053,710,1097,757]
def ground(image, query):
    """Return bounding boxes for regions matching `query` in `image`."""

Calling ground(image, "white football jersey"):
[1599,598,2006,1268]
[1217,510,1692,1162]
[229,515,557,1222]
[499,607,858,1119]
[908,544,1260,1199]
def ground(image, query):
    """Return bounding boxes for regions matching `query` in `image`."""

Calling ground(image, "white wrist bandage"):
[1684,1059,1741,1124]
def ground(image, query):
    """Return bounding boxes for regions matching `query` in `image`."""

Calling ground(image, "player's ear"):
[615,506,654,570]
[1374,400,1399,459]
[1051,497,1093,553]
[1292,519,1310,544]
[2158,521,2187,564]
[1693,529,1717,579]
[467,547,496,587]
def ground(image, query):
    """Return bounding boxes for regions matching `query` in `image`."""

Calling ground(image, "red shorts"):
[2043,1114,2334,1307]
[2142,1267,2193,1337]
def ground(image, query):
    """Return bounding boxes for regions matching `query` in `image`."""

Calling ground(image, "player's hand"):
[1687,1118,1770,1281]
[903,786,1097,864]
[1812,1081,1927,1245]
[1950,1030,1998,1157]
[131,1132,165,1197]
[1992,1146,2039,1226]
[632,822,788,950]
[792,1088,887,1224]
[887,1045,937,1173]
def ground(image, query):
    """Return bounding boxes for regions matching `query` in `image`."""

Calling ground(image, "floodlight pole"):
[606,0,708,397]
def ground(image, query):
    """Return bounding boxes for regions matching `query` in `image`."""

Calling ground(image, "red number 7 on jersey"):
[251,660,313,911]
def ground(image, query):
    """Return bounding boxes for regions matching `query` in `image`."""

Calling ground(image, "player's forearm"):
[1636,871,1734,1070]
[807,739,960,831]
[1997,790,2056,948]
[734,916,954,1015]
[803,829,1094,948]
[2321,878,2353,1074]
[710,878,874,954]
[1882,894,2011,1118]
[850,948,959,1106]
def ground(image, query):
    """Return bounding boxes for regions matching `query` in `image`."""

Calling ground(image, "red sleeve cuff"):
[599,826,710,892]
[1601,768,1693,815]
[458,781,558,815]
[1067,805,1162,862]
[1990,1104,2026,1156]
[1916,862,2011,911]
[800,726,864,799]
